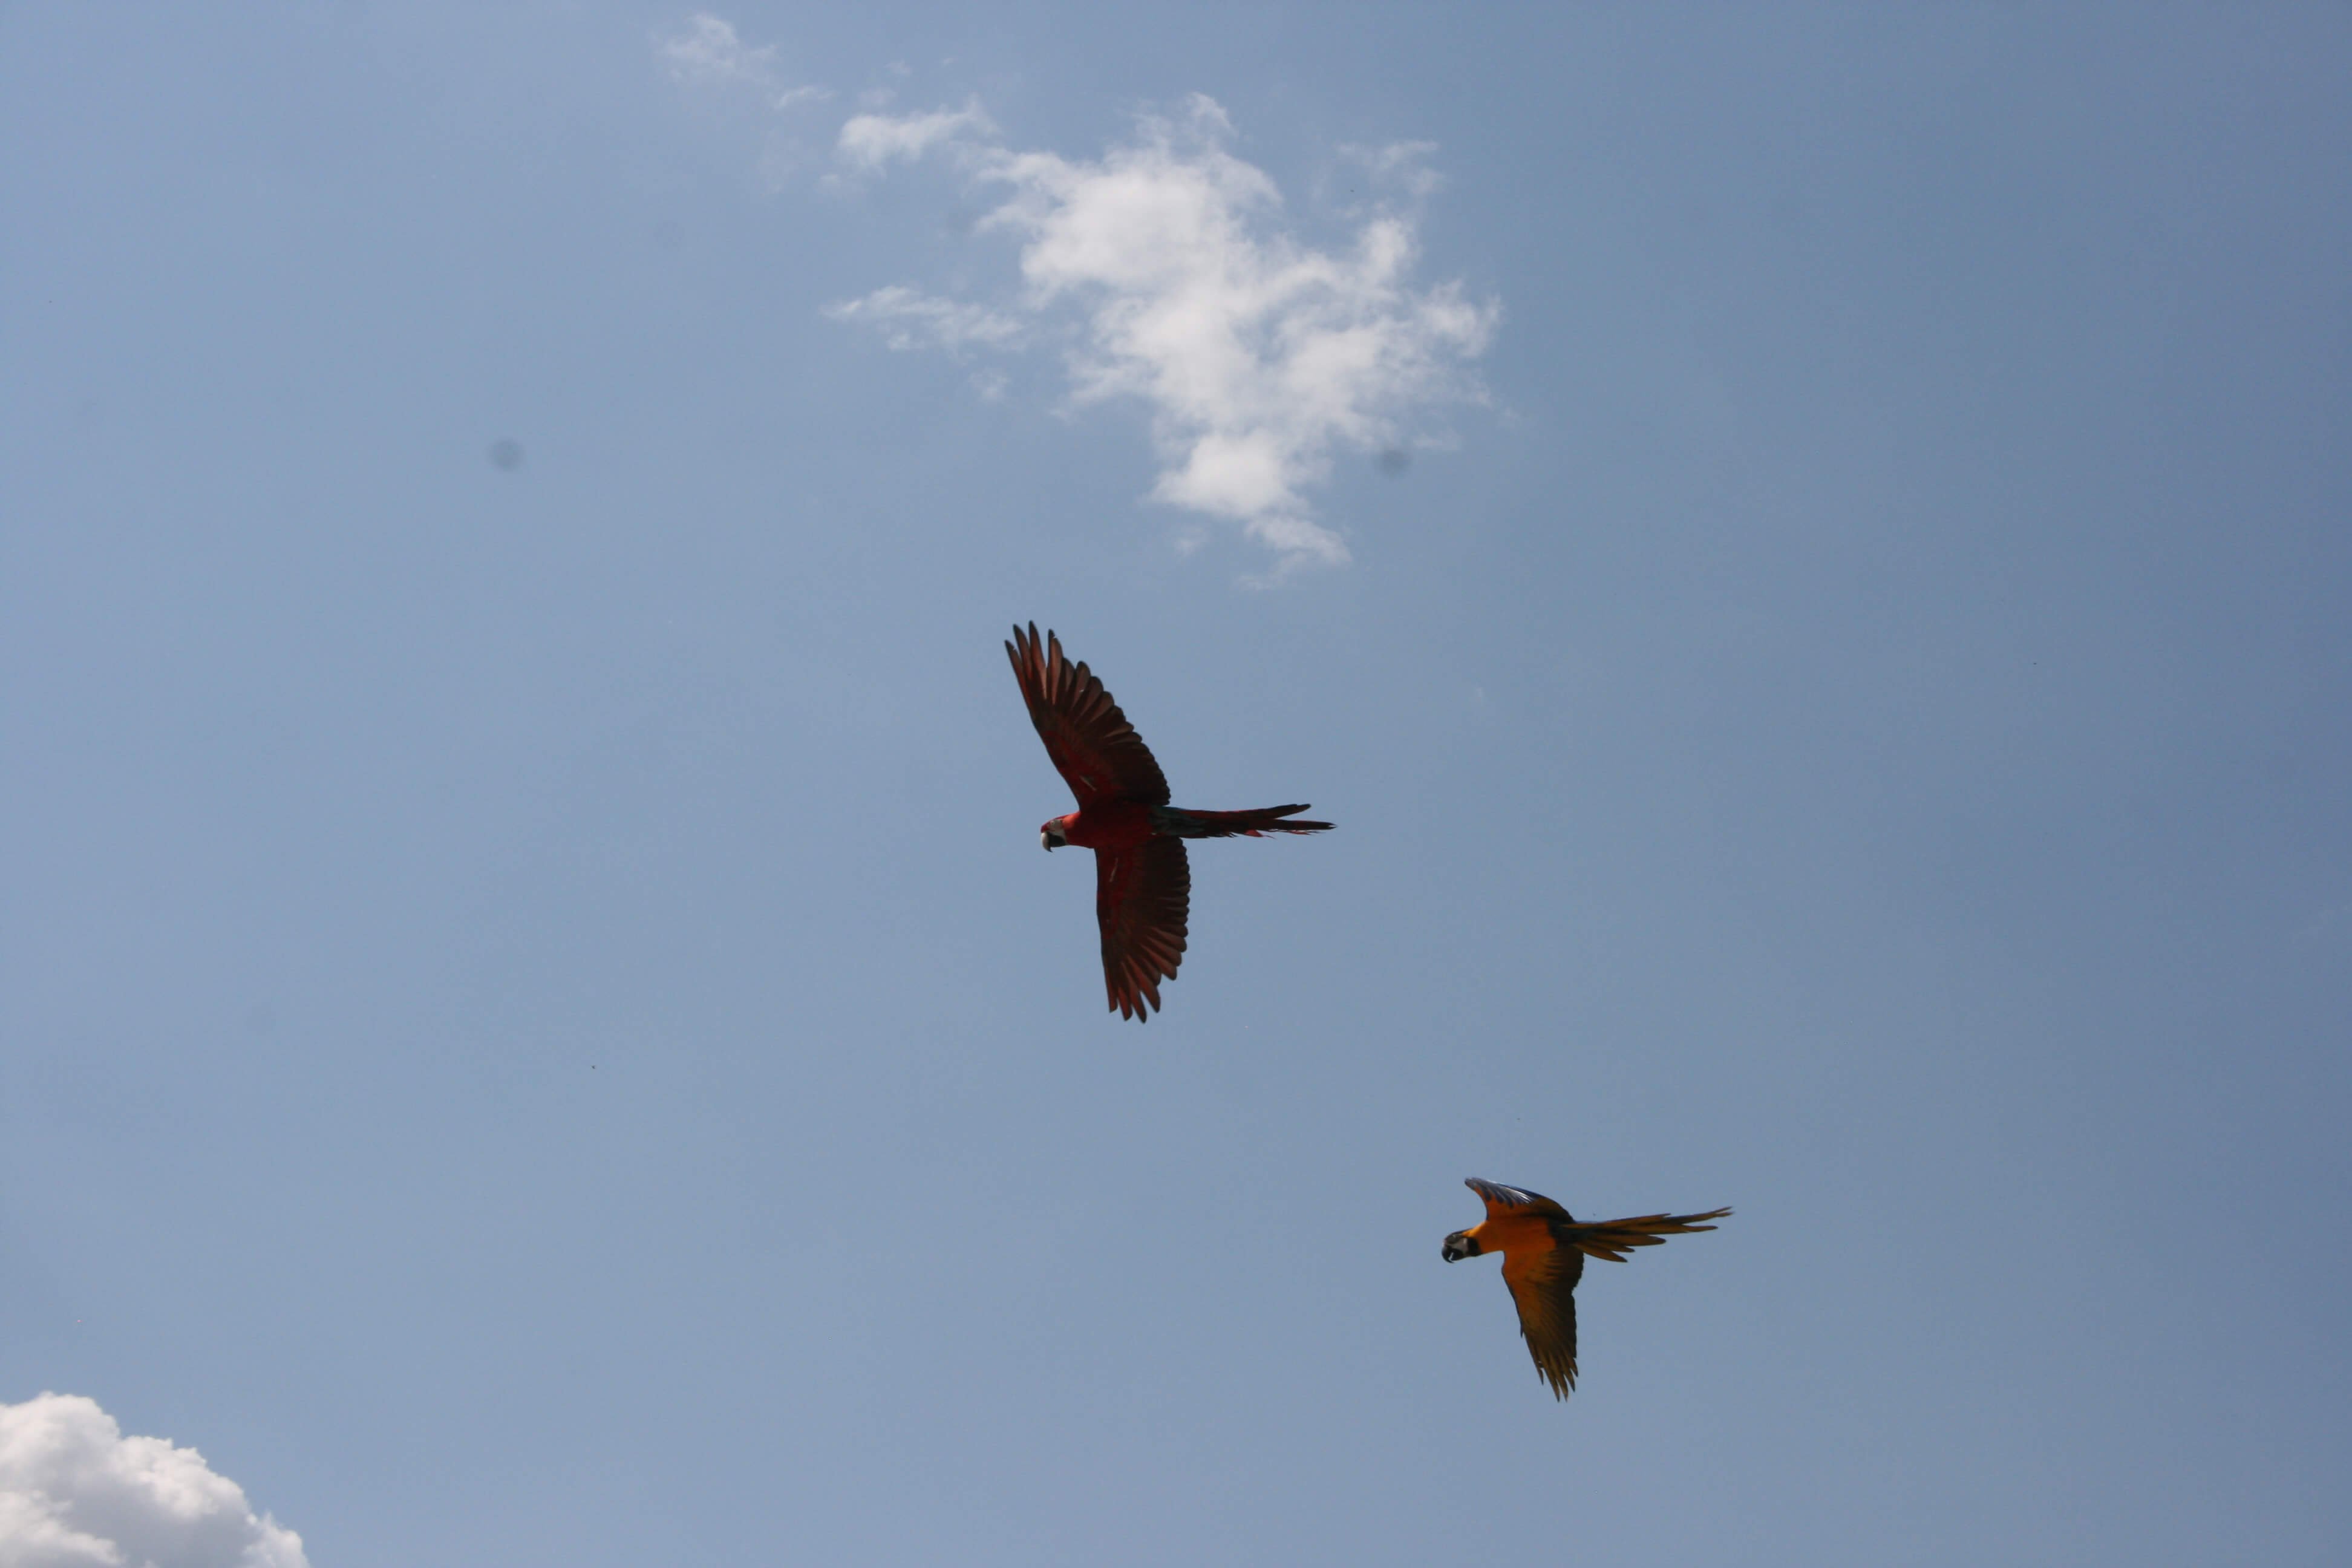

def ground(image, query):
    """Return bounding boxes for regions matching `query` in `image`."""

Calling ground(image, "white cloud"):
[824,286,1024,353]
[658,25,1499,570]
[829,95,1497,568]
[0,1393,308,1568]
[835,102,995,172]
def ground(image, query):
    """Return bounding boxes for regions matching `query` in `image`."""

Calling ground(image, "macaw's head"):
[1441,1230,1481,1263]
[1039,815,1072,851]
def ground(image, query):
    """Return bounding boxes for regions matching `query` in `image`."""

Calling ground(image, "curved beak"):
[1040,831,1056,851]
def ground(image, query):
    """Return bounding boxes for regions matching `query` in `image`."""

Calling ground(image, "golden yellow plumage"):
[1442,1177,1730,1400]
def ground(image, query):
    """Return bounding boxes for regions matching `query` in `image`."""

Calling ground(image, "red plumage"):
[1006,623,1331,1021]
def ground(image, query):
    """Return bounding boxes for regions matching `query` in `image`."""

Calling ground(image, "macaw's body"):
[1006,622,1331,1021]
[1443,1177,1730,1400]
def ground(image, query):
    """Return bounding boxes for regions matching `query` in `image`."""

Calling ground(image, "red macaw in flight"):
[1007,623,1332,1021]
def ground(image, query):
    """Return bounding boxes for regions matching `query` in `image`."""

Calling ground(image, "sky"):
[4,3,2349,1564]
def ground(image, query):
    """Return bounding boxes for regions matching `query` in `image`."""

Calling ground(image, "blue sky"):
[4,4,2348,1564]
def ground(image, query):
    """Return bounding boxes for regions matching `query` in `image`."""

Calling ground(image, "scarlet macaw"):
[1442,1178,1730,1399]
[1006,622,1331,1021]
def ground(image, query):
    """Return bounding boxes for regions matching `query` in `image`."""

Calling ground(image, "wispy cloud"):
[837,101,996,173]
[824,286,1025,353]
[0,1392,308,1568]
[659,14,825,109]
[829,94,1497,568]
[659,14,773,89]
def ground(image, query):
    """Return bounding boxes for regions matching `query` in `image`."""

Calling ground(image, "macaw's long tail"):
[1561,1208,1733,1264]
[1155,804,1334,839]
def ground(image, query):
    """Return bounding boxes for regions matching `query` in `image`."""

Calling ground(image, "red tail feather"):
[1155,805,1334,839]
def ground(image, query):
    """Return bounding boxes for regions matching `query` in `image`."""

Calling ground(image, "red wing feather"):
[1007,623,1171,809]
[1095,837,1189,1021]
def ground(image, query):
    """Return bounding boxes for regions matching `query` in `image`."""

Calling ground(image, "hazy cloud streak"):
[660,14,825,109]
[825,286,1025,352]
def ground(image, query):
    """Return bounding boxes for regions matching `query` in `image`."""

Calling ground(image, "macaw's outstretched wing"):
[1561,1209,1733,1263]
[1007,622,1171,809]
[1500,1242,1583,1399]
[1466,1177,1574,1226]
[1095,837,1189,1021]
